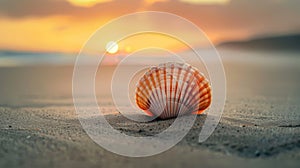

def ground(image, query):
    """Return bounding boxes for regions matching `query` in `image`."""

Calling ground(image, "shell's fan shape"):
[135,62,211,119]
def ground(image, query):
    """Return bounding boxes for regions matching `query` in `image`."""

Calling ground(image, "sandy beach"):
[0,50,300,168]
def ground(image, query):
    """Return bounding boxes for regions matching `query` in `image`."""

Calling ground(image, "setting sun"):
[105,41,119,54]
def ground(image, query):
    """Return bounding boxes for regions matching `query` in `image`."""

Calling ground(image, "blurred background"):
[0,0,299,66]
[0,0,299,102]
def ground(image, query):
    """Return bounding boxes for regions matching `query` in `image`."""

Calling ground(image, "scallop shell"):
[135,62,211,119]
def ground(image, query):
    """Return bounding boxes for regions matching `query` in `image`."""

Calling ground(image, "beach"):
[0,50,300,168]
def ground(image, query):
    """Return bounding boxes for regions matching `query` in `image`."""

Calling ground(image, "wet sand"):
[0,51,300,167]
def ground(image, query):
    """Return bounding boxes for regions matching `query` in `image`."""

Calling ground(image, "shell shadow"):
[104,113,207,137]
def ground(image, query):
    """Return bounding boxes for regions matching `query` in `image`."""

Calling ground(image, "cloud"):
[144,0,169,5]
[147,0,300,40]
[0,0,73,17]
[0,0,299,42]
[66,0,113,7]
[0,0,143,18]
[179,0,230,5]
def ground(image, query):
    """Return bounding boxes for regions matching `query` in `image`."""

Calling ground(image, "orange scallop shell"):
[135,62,211,119]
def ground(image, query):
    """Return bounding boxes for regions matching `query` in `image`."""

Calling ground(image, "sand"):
[0,50,300,168]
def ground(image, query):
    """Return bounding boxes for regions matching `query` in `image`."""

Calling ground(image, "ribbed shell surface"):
[135,62,211,119]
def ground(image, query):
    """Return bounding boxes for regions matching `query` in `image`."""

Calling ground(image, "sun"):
[105,41,119,54]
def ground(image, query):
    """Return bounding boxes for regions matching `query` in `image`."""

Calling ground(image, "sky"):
[0,0,299,53]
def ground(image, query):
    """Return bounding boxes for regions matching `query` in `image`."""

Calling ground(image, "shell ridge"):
[173,66,182,117]
[169,65,174,118]
[155,68,165,117]
[136,88,150,110]
[145,70,163,115]
[177,66,193,115]
[183,74,207,111]
[149,69,163,116]
[163,66,169,118]
[136,79,152,110]
[158,68,167,117]
[190,78,211,111]
[178,68,198,115]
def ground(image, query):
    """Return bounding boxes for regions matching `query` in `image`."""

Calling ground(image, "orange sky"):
[0,0,299,53]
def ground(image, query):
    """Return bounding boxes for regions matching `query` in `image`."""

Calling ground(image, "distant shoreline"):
[218,34,300,51]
